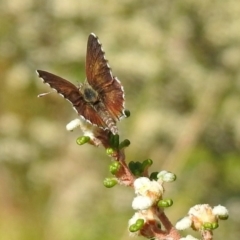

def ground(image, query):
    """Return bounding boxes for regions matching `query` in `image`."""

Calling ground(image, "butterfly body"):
[37,33,125,135]
[79,81,118,133]
[81,83,98,103]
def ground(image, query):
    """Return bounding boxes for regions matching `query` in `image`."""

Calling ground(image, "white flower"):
[188,204,217,230]
[157,170,168,178]
[212,205,229,219]
[66,118,81,131]
[66,118,111,147]
[133,177,164,202]
[132,196,153,210]
[188,204,215,221]
[175,216,192,230]
[157,170,176,182]
[133,177,151,192]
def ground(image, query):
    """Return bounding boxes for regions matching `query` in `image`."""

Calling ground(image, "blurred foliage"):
[1,0,240,239]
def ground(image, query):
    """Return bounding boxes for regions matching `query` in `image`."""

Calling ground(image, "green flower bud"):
[129,224,139,232]
[141,159,153,171]
[218,215,228,220]
[110,134,119,148]
[128,161,136,172]
[103,178,118,188]
[129,219,144,232]
[135,219,144,228]
[150,172,159,180]
[106,147,115,156]
[203,222,213,230]
[76,136,90,145]
[158,199,173,208]
[109,161,121,175]
[128,161,144,176]
[211,222,219,230]
[119,139,131,149]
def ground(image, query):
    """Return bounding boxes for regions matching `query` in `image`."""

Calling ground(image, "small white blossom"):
[133,177,151,192]
[76,119,96,138]
[157,171,176,182]
[213,205,229,218]
[66,118,110,147]
[66,118,81,131]
[176,216,192,230]
[157,170,168,179]
[132,196,153,210]
[188,204,217,230]
[133,177,164,203]
[188,204,215,220]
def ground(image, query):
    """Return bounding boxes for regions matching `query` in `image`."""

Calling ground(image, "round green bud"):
[158,199,173,208]
[135,219,144,228]
[203,222,213,230]
[218,215,228,220]
[106,147,115,156]
[129,224,138,232]
[109,161,121,175]
[76,136,90,145]
[211,222,219,230]
[103,178,118,188]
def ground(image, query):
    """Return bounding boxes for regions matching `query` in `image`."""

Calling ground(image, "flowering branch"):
[67,118,229,240]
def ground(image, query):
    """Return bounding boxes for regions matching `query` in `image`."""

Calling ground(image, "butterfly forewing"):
[37,70,80,98]
[37,70,107,128]
[86,33,125,121]
[86,34,113,90]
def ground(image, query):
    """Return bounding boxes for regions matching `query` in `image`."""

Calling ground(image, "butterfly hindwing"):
[101,77,125,120]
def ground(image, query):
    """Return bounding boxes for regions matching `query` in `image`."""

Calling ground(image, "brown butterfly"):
[37,33,125,135]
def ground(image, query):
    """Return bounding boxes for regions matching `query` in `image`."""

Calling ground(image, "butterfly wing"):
[86,33,125,121]
[36,70,107,128]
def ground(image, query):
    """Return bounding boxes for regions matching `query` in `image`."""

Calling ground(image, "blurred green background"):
[1,0,240,239]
